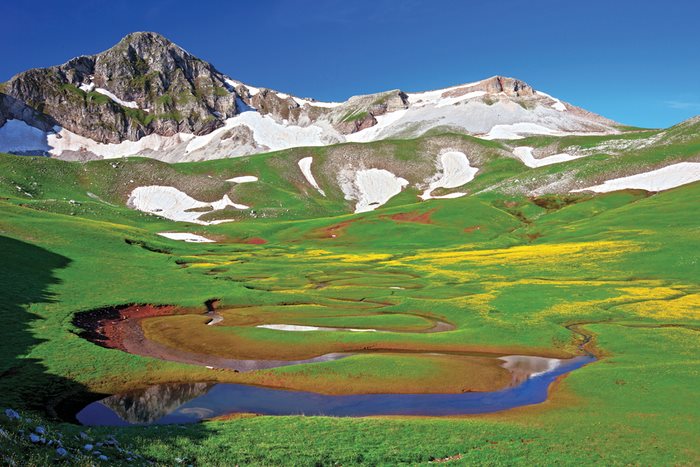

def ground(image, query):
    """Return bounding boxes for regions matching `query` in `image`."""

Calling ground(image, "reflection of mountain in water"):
[101,383,214,424]
[500,355,561,387]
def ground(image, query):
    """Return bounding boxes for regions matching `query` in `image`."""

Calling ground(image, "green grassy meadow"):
[0,128,698,465]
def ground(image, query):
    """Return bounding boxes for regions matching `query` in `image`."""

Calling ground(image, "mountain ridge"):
[0,31,621,162]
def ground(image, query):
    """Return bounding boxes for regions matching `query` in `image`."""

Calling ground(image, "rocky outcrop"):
[3,32,239,143]
[333,90,409,134]
[0,92,57,131]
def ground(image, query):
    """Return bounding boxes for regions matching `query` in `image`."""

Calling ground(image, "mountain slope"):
[0,32,622,162]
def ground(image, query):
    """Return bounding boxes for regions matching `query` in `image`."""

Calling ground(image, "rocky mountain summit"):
[0,32,621,162]
[2,32,238,141]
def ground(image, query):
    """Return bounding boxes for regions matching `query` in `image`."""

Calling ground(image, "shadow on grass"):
[0,235,88,417]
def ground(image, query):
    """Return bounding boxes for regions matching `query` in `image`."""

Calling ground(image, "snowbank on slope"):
[343,109,409,143]
[512,146,581,168]
[128,186,247,224]
[47,127,194,159]
[157,232,215,243]
[0,120,50,153]
[536,91,567,112]
[571,162,700,193]
[420,151,478,200]
[94,88,139,109]
[226,175,258,183]
[184,111,333,154]
[406,81,481,107]
[298,156,326,196]
[45,110,336,160]
[483,122,561,140]
[342,168,409,213]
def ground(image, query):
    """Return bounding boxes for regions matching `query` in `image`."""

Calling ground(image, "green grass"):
[0,123,698,465]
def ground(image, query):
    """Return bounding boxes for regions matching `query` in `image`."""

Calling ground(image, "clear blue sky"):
[2,0,699,128]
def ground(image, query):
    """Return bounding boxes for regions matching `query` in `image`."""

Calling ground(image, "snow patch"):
[512,146,581,168]
[293,97,343,108]
[344,109,409,143]
[435,91,487,108]
[406,80,482,107]
[298,156,326,196]
[157,232,215,243]
[225,78,260,96]
[226,175,258,184]
[94,88,139,109]
[571,162,700,193]
[185,112,332,154]
[79,82,95,92]
[48,127,194,158]
[128,186,247,225]
[341,168,409,213]
[420,151,478,200]
[537,91,567,112]
[483,122,562,140]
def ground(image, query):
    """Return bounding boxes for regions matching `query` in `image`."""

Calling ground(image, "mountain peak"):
[113,31,188,55]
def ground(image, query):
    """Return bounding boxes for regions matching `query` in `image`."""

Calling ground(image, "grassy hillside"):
[0,128,698,465]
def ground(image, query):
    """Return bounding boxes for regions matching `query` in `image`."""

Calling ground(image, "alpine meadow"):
[0,4,698,465]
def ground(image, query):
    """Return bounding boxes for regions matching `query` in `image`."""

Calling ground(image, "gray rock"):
[56,447,68,457]
[4,409,20,420]
[3,32,238,144]
[34,426,46,435]
[84,443,94,451]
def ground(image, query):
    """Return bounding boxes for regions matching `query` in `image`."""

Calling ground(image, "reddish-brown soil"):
[464,225,482,233]
[79,304,179,352]
[310,219,359,239]
[386,209,436,224]
[243,237,267,245]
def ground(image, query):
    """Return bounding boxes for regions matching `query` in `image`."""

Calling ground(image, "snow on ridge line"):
[512,146,581,168]
[157,232,215,243]
[420,151,478,200]
[128,186,248,225]
[536,91,567,112]
[406,79,483,105]
[225,78,260,96]
[226,175,258,184]
[571,162,700,193]
[342,168,409,214]
[298,157,326,196]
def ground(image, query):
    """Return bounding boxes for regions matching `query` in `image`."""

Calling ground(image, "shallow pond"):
[76,355,594,426]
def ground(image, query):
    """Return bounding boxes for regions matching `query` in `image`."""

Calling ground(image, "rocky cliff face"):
[3,32,240,143]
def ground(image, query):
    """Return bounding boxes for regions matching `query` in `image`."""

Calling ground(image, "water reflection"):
[77,355,594,426]
[100,383,214,424]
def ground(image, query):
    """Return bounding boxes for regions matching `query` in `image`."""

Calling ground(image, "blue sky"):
[2,0,699,128]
